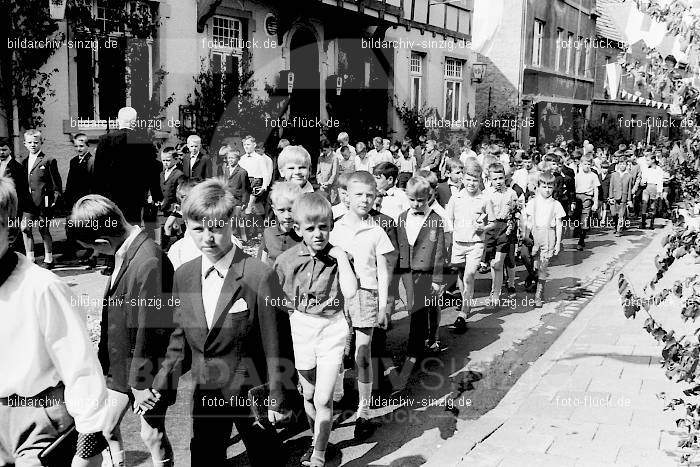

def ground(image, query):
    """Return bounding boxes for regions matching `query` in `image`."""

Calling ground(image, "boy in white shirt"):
[574,155,600,251]
[446,160,487,333]
[521,171,565,307]
[374,162,410,222]
[640,154,666,229]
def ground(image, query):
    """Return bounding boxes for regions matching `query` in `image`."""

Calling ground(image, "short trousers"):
[290,311,348,371]
[484,220,515,260]
[643,184,659,200]
[344,287,379,328]
[609,200,627,217]
[451,241,484,271]
[531,226,556,262]
[576,194,594,227]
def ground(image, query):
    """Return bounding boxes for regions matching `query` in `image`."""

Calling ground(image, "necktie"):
[412,211,424,216]
[205,265,223,279]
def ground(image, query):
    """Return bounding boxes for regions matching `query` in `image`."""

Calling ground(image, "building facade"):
[4,0,476,178]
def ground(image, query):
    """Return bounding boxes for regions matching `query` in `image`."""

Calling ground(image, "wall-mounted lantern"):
[471,62,487,83]
[336,76,343,96]
[49,0,67,19]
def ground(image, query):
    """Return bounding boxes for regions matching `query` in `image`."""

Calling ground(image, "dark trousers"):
[191,388,284,467]
[407,271,433,358]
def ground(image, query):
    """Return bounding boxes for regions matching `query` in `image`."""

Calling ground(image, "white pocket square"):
[229,298,248,314]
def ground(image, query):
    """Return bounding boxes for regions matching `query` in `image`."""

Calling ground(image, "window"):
[410,52,424,110]
[532,20,545,66]
[556,28,564,71]
[584,38,592,77]
[444,58,463,122]
[566,32,574,73]
[212,16,243,50]
[210,16,245,98]
[75,1,155,121]
[575,36,583,75]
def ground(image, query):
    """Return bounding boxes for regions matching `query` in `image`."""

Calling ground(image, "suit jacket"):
[182,152,213,182]
[598,171,612,201]
[65,152,95,208]
[22,151,62,213]
[396,210,445,282]
[98,231,175,394]
[435,182,458,208]
[152,248,294,412]
[610,171,634,202]
[94,128,162,222]
[2,157,30,215]
[218,164,251,206]
[160,168,185,214]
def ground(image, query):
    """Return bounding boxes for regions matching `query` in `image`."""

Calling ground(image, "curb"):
[425,226,669,467]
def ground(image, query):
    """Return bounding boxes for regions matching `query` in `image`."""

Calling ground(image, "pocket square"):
[229,298,248,314]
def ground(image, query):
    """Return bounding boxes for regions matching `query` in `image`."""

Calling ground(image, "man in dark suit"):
[182,134,213,182]
[0,138,30,254]
[94,106,163,225]
[149,178,292,466]
[67,194,176,467]
[63,133,96,261]
[21,129,62,269]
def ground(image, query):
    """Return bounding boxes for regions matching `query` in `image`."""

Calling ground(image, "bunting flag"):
[633,95,639,102]
[621,89,628,99]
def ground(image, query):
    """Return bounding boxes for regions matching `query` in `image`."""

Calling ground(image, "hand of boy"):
[268,409,286,426]
[627,201,633,208]
[431,282,443,295]
[132,388,160,414]
[553,243,561,256]
[377,311,388,330]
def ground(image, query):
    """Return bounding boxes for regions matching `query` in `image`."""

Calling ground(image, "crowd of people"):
[0,104,686,467]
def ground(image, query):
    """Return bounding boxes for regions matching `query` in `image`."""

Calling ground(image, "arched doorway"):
[288,28,321,168]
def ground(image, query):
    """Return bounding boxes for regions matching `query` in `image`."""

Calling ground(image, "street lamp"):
[471,62,487,83]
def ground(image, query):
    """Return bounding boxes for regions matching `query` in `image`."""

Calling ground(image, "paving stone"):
[593,424,662,449]
[497,451,578,467]
[547,436,621,463]
[484,430,554,454]
[630,409,682,430]
[587,376,643,394]
[615,446,681,466]
[528,417,598,442]
[639,378,675,396]
[514,395,575,420]
[569,406,634,426]
[456,448,504,467]
[658,429,687,452]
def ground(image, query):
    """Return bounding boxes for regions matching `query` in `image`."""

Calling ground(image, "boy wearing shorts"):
[275,193,357,467]
[447,160,487,333]
[574,154,600,250]
[522,171,564,307]
[330,171,393,439]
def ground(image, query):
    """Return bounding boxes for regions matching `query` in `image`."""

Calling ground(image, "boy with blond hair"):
[276,193,357,466]
[330,171,393,439]
[278,145,315,193]
[259,181,303,265]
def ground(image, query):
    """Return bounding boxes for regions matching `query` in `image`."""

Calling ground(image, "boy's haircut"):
[348,170,377,189]
[186,134,201,143]
[0,177,18,225]
[183,178,235,222]
[242,135,256,144]
[73,133,88,144]
[218,144,232,156]
[521,152,532,160]
[372,162,399,181]
[67,194,128,243]
[463,159,482,179]
[488,162,505,176]
[373,136,382,145]
[406,176,431,196]
[446,158,464,173]
[601,160,611,169]
[176,179,197,201]
[292,192,332,225]
[0,137,10,148]
[224,148,241,157]
[277,145,312,171]
[270,181,303,207]
[538,170,556,185]
[356,141,366,152]
[340,145,350,155]
[337,172,351,190]
[415,169,438,188]
[320,139,332,150]
[24,129,42,140]
[278,138,290,149]
[581,154,593,163]
[161,146,176,156]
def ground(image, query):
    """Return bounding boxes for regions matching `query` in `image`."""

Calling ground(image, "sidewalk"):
[428,226,697,466]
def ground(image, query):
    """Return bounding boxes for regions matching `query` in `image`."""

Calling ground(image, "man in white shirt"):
[0,177,109,466]
[367,137,393,173]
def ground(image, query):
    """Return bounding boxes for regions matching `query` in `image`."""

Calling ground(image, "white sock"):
[45,252,53,263]
[26,252,35,262]
[357,381,372,419]
[311,449,325,465]
[103,449,125,467]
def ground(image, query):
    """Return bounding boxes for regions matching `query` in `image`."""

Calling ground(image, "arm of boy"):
[376,253,390,329]
[592,186,599,211]
[328,246,358,301]
[554,217,563,256]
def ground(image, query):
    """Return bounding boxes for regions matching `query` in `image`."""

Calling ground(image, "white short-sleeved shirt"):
[447,189,487,243]
[330,216,394,290]
[380,186,411,222]
[355,155,372,173]
[525,195,566,229]
[429,200,453,233]
[575,170,600,195]
[484,186,518,220]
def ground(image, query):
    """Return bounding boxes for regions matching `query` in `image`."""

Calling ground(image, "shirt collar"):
[115,226,141,260]
[201,244,236,279]
[296,242,331,258]
[301,182,315,193]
